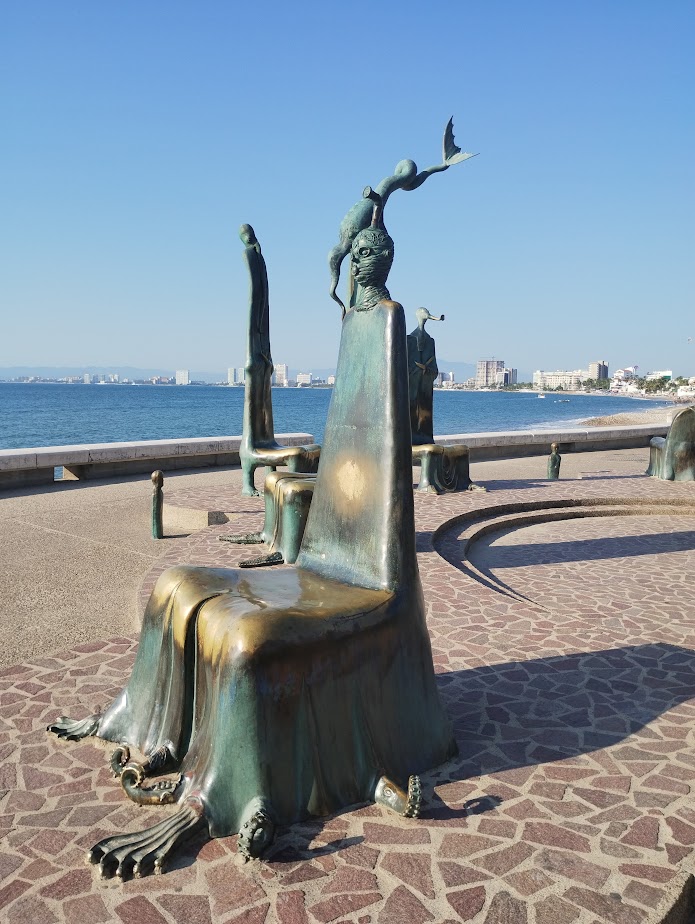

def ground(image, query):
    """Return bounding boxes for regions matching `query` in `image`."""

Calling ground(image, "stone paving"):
[2,455,695,923]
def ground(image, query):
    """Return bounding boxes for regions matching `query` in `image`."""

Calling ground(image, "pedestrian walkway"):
[2,450,695,923]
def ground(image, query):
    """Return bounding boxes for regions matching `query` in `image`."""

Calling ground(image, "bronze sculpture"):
[48,189,456,877]
[328,119,475,316]
[405,310,482,494]
[547,443,562,480]
[408,308,444,445]
[647,407,695,480]
[151,471,164,539]
[238,224,320,495]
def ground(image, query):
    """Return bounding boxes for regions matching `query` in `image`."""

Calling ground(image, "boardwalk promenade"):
[2,449,695,923]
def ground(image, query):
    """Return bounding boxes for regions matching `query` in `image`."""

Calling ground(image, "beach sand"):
[581,403,692,427]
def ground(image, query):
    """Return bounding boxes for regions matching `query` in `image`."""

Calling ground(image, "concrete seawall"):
[0,423,668,488]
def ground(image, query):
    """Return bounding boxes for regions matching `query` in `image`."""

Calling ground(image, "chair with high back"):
[647,406,695,481]
[48,193,456,877]
[237,224,320,496]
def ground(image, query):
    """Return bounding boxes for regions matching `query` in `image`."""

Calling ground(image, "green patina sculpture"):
[547,442,561,480]
[328,118,475,316]
[220,471,316,567]
[238,223,320,496]
[647,407,695,480]
[405,310,483,494]
[408,308,444,445]
[151,471,164,539]
[48,187,456,877]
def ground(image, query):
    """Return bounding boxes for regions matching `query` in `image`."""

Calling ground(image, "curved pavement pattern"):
[2,454,695,923]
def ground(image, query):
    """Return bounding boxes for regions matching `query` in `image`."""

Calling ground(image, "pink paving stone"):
[39,868,93,901]
[380,852,434,899]
[522,822,590,853]
[204,862,266,915]
[320,865,377,893]
[362,822,431,845]
[31,831,74,856]
[666,844,692,864]
[446,886,487,921]
[620,816,660,849]
[534,894,581,924]
[471,843,534,876]
[439,862,492,888]
[157,894,213,924]
[376,885,433,924]
[276,890,309,924]
[482,891,528,923]
[439,833,500,859]
[115,896,169,924]
[0,855,24,883]
[572,787,625,809]
[617,864,677,883]
[561,887,646,924]
[62,893,112,924]
[666,816,695,845]
[504,867,555,897]
[282,862,329,885]
[501,799,551,821]
[536,847,610,887]
[20,858,60,880]
[0,880,32,911]
[308,892,381,923]
[6,893,58,924]
[225,904,270,924]
[623,879,668,909]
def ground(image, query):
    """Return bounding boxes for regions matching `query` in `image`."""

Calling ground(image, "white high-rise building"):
[82,373,92,384]
[476,359,505,388]
[588,361,609,381]
[227,367,236,385]
[296,372,313,386]
[533,369,584,390]
[175,369,190,386]
[273,364,289,387]
[236,367,245,384]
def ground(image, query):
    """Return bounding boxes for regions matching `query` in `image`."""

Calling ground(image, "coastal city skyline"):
[3,5,693,378]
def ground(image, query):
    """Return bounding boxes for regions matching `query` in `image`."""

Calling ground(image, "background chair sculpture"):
[238,224,320,496]
[647,406,695,481]
[48,190,456,877]
[407,309,481,494]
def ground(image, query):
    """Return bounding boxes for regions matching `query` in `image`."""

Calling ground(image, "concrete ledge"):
[0,433,315,488]
[436,423,669,461]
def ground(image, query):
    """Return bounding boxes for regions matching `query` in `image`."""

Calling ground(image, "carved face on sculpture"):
[350,228,394,287]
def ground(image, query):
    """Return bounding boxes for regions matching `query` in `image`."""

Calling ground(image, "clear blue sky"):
[2,1,693,378]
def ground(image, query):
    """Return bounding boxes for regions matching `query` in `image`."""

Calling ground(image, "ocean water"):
[0,383,672,451]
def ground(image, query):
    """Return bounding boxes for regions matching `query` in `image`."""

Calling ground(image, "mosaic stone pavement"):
[3,456,695,923]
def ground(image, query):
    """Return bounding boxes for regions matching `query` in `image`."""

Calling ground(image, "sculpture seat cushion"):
[95,562,448,830]
[412,443,471,494]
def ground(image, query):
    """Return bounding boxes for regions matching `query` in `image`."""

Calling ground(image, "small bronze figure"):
[547,443,562,480]
[151,471,164,539]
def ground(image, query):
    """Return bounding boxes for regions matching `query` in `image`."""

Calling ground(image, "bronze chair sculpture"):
[407,309,481,494]
[48,189,456,877]
[238,224,320,496]
[647,406,695,481]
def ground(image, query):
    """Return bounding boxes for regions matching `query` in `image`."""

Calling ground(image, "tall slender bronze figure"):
[48,189,455,876]
[408,308,445,445]
[238,224,320,495]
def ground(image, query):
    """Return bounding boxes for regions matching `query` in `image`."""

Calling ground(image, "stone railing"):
[0,434,316,488]
[437,423,669,461]
[0,424,668,488]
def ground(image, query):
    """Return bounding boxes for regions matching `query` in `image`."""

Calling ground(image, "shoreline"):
[581,403,693,428]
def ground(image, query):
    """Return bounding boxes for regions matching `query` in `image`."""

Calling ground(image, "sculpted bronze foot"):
[237,798,276,861]
[87,797,206,879]
[239,551,284,568]
[47,713,100,740]
[219,532,264,544]
[374,774,422,818]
